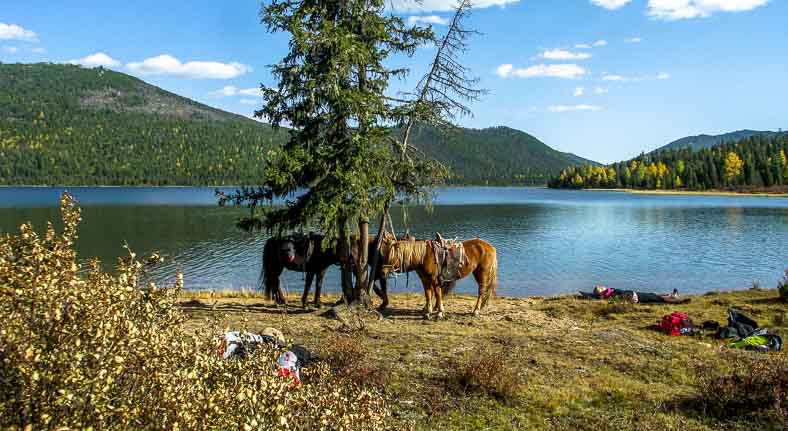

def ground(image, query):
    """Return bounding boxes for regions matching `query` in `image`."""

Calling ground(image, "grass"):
[179,288,788,430]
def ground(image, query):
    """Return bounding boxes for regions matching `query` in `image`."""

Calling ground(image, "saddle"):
[431,232,467,286]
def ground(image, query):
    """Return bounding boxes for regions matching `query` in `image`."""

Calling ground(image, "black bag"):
[717,309,759,339]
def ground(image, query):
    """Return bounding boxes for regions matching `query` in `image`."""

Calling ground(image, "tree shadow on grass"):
[178,299,313,316]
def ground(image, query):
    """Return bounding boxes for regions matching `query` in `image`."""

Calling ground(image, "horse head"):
[278,239,297,265]
[380,239,404,278]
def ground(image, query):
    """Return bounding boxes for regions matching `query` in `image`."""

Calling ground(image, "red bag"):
[659,312,691,336]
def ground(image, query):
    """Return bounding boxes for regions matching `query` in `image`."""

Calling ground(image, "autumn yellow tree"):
[723,151,744,185]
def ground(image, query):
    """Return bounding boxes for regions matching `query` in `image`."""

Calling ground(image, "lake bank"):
[584,188,788,198]
[179,288,787,430]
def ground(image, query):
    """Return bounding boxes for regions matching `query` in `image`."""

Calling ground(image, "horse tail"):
[480,246,498,309]
[261,238,275,300]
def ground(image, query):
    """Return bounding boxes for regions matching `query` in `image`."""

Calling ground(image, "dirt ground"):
[179,288,787,430]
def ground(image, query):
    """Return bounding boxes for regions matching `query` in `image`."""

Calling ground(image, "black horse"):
[261,233,398,308]
[261,234,339,308]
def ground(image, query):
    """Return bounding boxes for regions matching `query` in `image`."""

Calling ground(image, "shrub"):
[691,352,788,426]
[446,347,522,405]
[779,270,788,302]
[319,334,388,391]
[0,193,389,430]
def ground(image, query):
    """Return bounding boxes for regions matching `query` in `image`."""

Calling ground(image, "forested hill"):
[407,125,596,185]
[655,130,784,153]
[549,133,788,191]
[0,63,594,186]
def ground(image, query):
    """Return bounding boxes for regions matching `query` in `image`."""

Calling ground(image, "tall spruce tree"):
[252,0,431,303]
[219,0,484,306]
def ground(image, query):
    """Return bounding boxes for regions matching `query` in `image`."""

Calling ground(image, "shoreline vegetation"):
[2,184,787,198]
[549,133,788,194]
[584,188,788,198]
[179,288,788,430]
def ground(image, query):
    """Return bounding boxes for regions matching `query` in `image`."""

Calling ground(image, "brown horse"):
[380,237,498,318]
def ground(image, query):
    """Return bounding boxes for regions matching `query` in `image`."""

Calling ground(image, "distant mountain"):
[408,125,597,185]
[0,63,595,186]
[654,130,786,153]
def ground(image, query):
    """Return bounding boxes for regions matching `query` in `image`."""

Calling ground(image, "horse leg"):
[471,267,488,316]
[377,277,389,310]
[418,273,434,319]
[268,266,286,305]
[433,283,446,319]
[314,269,326,308]
[302,271,315,308]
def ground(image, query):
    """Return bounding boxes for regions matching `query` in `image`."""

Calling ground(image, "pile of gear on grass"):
[580,284,782,353]
[218,327,312,385]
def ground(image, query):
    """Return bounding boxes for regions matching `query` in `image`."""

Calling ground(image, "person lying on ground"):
[579,285,691,304]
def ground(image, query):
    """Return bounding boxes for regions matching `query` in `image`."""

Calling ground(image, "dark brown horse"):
[261,234,339,307]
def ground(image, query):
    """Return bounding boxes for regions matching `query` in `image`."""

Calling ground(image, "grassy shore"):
[585,188,788,198]
[179,288,787,430]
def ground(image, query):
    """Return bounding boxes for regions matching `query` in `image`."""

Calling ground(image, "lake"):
[1,187,786,297]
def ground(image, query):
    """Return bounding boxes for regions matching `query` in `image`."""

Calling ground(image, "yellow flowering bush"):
[0,193,389,430]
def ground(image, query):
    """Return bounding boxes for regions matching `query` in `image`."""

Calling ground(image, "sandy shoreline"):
[585,188,788,198]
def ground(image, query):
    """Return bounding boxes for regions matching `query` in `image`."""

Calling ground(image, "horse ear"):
[435,232,444,242]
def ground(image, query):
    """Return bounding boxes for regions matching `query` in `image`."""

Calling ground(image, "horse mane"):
[392,240,428,272]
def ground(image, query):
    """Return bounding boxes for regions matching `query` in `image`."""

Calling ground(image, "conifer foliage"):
[549,134,788,191]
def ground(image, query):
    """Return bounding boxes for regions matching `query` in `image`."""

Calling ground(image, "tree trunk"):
[338,217,354,304]
[366,202,390,293]
[354,216,371,307]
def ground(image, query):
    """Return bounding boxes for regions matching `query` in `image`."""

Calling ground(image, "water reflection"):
[0,188,786,297]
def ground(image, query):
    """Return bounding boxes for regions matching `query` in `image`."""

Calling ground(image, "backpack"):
[658,312,694,336]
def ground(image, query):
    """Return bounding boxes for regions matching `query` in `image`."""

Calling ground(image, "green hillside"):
[550,133,788,191]
[408,125,596,185]
[655,130,785,153]
[0,63,594,186]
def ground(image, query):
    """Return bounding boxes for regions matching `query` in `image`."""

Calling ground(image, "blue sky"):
[2,0,786,163]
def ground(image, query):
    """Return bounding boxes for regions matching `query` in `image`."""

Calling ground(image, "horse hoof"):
[422,314,431,320]
[313,302,322,309]
[472,310,480,317]
[437,312,445,320]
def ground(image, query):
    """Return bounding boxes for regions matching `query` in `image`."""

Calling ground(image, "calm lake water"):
[1,187,786,297]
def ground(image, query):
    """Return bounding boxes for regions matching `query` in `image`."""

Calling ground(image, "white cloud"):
[407,15,449,26]
[575,43,592,49]
[239,99,259,105]
[390,0,519,12]
[574,87,585,97]
[602,74,626,81]
[647,0,770,20]
[626,37,642,43]
[601,72,669,82]
[590,0,633,10]
[593,39,608,47]
[2,46,18,54]
[31,47,46,54]
[541,49,592,61]
[0,23,37,42]
[68,52,121,68]
[594,86,609,94]
[549,104,603,112]
[497,63,587,79]
[210,85,261,97]
[127,55,251,79]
